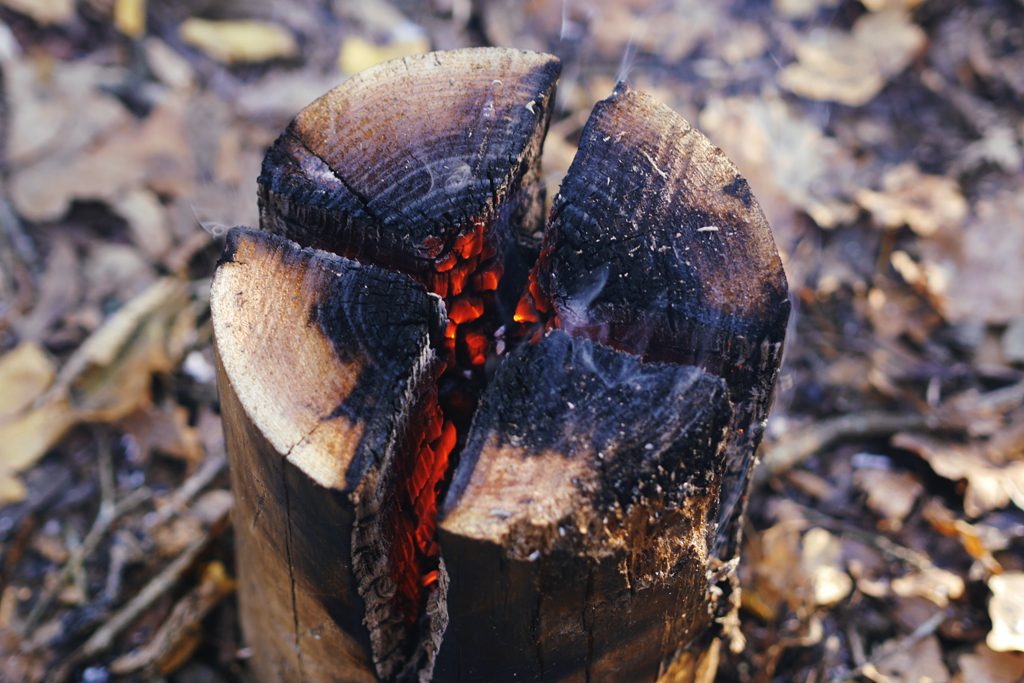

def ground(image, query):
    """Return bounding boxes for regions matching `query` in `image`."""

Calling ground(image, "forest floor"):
[0,0,1023,681]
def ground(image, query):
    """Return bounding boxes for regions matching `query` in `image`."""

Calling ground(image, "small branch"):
[47,529,216,683]
[827,608,948,683]
[25,487,151,632]
[81,531,210,658]
[754,411,931,487]
[146,453,226,528]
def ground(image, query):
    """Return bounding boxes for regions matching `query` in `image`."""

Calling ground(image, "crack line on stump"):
[281,463,306,680]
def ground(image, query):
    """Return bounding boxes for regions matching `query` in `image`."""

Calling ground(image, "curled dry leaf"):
[988,572,1024,653]
[891,567,965,608]
[856,163,968,236]
[778,10,927,106]
[894,433,1024,518]
[179,18,299,65]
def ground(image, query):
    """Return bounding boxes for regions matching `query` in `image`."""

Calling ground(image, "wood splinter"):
[212,47,789,683]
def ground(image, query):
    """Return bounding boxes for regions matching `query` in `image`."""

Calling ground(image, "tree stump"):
[212,47,789,683]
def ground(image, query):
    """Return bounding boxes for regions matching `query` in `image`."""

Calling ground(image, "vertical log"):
[213,48,789,683]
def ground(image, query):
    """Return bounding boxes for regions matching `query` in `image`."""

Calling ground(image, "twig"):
[755,376,1024,487]
[25,486,151,633]
[48,529,215,683]
[827,608,949,683]
[787,504,933,571]
[146,452,227,528]
[754,411,931,487]
[81,531,210,658]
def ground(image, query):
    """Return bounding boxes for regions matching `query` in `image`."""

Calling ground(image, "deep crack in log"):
[212,47,789,683]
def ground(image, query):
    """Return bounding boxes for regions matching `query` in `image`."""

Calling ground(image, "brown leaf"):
[12,238,81,343]
[338,35,431,75]
[778,10,927,106]
[854,468,923,531]
[0,343,55,419]
[116,403,203,465]
[856,163,968,236]
[920,183,1024,324]
[952,643,1024,683]
[0,0,74,24]
[698,93,858,243]
[868,634,950,683]
[11,94,194,222]
[894,433,1024,518]
[0,278,193,478]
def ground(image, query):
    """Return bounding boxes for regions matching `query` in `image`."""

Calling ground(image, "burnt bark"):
[213,47,789,683]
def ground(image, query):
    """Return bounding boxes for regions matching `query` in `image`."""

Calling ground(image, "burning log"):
[212,48,789,683]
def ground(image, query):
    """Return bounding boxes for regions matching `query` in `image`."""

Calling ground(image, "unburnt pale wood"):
[214,47,789,683]
[212,227,448,682]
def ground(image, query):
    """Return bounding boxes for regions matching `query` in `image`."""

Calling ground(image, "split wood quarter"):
[212,47,789,683]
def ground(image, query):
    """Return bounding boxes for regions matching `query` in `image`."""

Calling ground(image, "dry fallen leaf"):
[0,278,192,483]
[891,567,965,608]
[115,404,203,466]
[854,468,923,530]
[868,634,950,683]
[772,0,839,20]
[111,189,173,261]
[699,93,858,242]
[988,572,1024,653]
[0,343,55,418]
[0,0,74,25]
[179,18,299,65]
[6,57,131,168]
[924,498,1005,572]
[11,238,81,343]
[952,643,1024,683]
[778,10,927,106]
[587,0,722,65]
[338,35,431,75]
[919,183,1024,324]
[114,0,145,38]
[894,433,1024,518]
[11,93,194,222]
[856,163,968,236]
